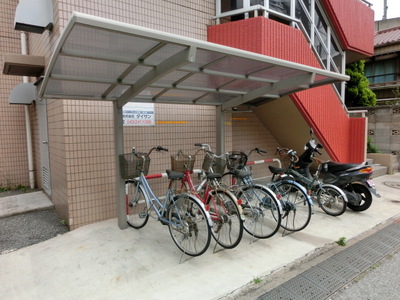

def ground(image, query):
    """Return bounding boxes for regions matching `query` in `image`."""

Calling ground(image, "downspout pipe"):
[20,31,35,190]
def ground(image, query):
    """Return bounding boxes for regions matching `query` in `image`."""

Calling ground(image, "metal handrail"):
[213,5,298,25]
[360,0,372,7]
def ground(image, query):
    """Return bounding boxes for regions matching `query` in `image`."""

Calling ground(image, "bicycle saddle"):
[166,169,184,180]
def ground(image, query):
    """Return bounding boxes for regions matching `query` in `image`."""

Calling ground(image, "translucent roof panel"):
[38,12,349,110]
[52,56,130,81]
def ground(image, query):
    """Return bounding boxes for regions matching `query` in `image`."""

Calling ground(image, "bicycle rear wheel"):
[126,183,149,229]
[317,185,347,216]
[270,181,312,232]
[206,190,243,249]
[168,194,211,256]
[236,185,281,239]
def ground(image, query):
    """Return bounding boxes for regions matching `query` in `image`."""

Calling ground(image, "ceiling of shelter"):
[38,12,349,111]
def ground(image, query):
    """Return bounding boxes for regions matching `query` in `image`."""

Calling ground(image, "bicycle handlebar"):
[156,146,168,152]
[275,147,299,163]
[132,145,168,158]
[248,147,267,157]
[194,143,211,152]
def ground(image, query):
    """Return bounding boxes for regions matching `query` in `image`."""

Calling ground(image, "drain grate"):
[280,275,330,300]
[258,287,301,300]
[337,242,385,265]
[303,265,346,293]
[318,257,360,281]
[259,222,400,300]
[331,249,372,272]
[356,236,392,261]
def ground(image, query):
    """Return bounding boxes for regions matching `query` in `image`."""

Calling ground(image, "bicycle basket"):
[119,153,150,179]
[171,150,195,172]
[226,151,247,171]
[201,152,226,174]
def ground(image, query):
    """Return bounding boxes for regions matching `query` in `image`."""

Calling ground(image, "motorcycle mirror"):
[309,139,317,149]
[310,128,314,137]
[317,143,323,149]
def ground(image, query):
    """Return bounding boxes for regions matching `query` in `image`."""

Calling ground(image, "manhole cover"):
[383,181,400,189]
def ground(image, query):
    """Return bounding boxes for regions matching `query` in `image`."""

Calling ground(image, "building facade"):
[363,17,400,167]
[1,0,374,229]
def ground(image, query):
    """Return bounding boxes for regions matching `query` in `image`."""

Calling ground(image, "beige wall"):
[1,0,284,229]
[44,0,222,229]
[0,0,30,189]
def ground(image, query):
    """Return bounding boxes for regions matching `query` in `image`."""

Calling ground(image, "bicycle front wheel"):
[317,185,347,216]
[126,183,149,229]
[206,190,243,249]
[237,185,281,239]
[271,181,312,232]
[168,194,211,257]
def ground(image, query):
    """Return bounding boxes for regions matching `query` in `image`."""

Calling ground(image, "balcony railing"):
[360,0,372,7]
[213,4,297,25]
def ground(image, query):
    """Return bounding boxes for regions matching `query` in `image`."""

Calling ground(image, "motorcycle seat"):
[325,161,365,173]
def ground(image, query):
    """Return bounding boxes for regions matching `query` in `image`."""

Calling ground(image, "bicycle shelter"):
[37,12,349,229]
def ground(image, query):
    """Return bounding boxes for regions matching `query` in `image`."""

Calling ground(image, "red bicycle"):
[169,144,244,250]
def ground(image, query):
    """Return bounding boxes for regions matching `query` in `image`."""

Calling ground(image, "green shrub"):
[367,137,379,153]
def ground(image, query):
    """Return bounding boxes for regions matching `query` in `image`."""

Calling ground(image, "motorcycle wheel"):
[346,183,372,212]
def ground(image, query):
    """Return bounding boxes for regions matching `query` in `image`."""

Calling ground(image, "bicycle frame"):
[129,172,213,228]
[125,146,213,257]
[226,168,285,213]
[223,149,312,210]
[268,177,313,207]
[180,170,242,218]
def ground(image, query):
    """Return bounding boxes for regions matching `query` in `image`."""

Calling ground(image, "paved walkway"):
[0,173,399,300]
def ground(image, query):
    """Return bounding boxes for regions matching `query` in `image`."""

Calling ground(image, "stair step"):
[371,165,388,179]
[366,158,374,165]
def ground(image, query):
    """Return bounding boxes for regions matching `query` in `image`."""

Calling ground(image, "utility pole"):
[383,0,388,19]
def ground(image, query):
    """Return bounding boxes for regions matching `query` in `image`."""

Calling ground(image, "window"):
[269,0,291,15]
[365,58,398,84]
[295,0,312,37]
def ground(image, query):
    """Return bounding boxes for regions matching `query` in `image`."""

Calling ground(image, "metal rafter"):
[222,73,316,110]
[116,46,197,107]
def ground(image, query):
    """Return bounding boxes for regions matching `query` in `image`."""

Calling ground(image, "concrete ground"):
[0,173,399,300]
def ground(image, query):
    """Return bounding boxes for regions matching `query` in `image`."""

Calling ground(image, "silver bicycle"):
[123,146,212,257]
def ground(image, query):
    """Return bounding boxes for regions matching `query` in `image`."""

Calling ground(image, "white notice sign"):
[123,103,155,126]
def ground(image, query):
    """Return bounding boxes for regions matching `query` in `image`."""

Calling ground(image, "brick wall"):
[367,105,400,170]
[0,0,30,189]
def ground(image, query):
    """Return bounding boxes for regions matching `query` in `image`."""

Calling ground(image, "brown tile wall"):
[50,0,220,229]
[57,0,215,39]
[0,0,30,189]
[1,0,277,229]
[231,112,280,180]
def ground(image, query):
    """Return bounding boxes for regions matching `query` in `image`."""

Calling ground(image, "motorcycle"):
[296,129,381,212]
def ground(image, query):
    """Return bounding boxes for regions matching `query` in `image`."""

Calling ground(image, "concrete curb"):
[0,191,54,219]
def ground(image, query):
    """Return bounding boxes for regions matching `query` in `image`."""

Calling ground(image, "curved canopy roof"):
[38,12,349,111]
